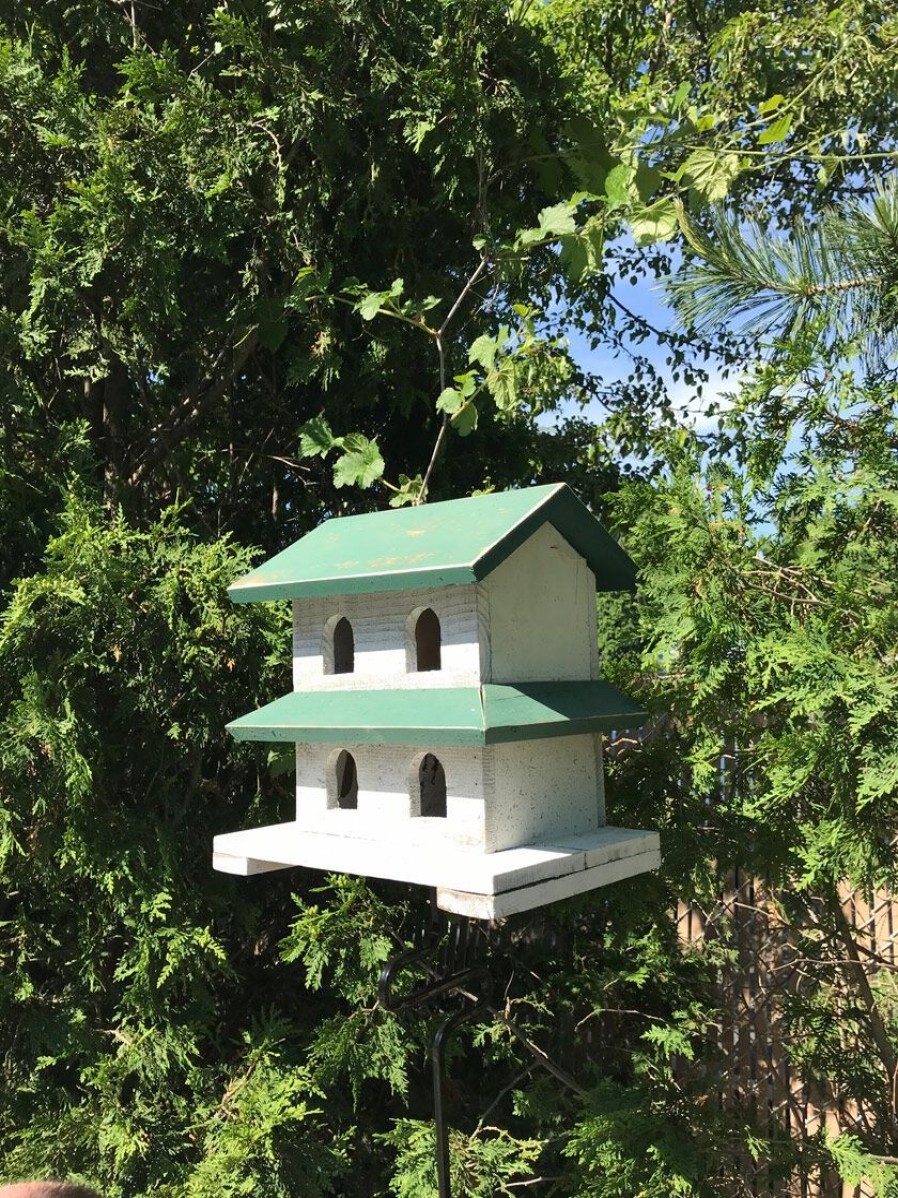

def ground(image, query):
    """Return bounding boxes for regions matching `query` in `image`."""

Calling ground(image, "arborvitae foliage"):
[2,1,898,1195]
[601,361,898,1190]
[0,494,308,1195]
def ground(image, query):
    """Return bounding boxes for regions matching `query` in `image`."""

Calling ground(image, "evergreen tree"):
[2,1,898,1195]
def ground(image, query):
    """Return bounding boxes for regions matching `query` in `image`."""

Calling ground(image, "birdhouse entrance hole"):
[324,615,354,674]
[408,607,441,672]
[330,749,358,809]
[415,753,447,818]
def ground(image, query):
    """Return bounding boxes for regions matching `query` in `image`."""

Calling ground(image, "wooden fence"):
[677,873,898,1197]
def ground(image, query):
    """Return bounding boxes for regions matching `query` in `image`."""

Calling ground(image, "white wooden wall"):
[293,733,606,856]
[482,522,599,683]
[484,734,604,852]
[292,583,487,690]
[294,743,487,850]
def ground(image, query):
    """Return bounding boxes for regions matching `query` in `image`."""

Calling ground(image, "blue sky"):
[551,257,737,436]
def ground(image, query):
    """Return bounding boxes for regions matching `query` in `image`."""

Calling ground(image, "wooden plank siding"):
[602,729,885,1197]
[675,873,894,1197]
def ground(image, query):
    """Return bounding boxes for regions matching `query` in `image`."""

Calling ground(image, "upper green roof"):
[227,681,647,746]
[228,483,635,602]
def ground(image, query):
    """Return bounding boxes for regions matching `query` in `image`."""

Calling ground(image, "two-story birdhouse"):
[213,483,659,918]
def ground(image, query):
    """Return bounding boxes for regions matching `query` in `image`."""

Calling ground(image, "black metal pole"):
[377,894,587,1197]
[377,893,492,1198]
[432,1005,482,1198]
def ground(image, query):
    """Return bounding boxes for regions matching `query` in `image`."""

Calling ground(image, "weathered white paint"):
[287,736,606,857]
[293,584,488,690]
[212,821,660,904]
[436,846,662,919]
[483,522,599,683]
[483,735,603,852]
[294,743,486,849]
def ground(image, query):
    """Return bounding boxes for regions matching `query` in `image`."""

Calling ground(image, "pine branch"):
[669,179,898,360]
[804,274,881,296]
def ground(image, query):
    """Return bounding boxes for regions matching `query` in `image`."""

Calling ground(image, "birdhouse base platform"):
[213,824,660,920]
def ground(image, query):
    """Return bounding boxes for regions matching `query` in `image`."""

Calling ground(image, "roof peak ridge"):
[228,483,635,602]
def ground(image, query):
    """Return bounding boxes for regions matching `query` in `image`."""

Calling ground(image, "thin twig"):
[129,327,259,487]
[418,414,451,506]
[463,993,588,1098]
[438,255,490,341]
[416,255,491,504]
[475,1065,536,1131]
[575,1007,669,1030]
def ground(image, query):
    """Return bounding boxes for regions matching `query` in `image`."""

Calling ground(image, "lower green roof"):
[227,682,647,747]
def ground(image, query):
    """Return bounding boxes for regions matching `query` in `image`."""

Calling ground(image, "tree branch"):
[418,413,451,506]
[129,326,259,489]
[416,255,491,505]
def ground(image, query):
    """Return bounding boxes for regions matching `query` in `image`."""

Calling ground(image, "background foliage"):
[1,0,898,1194]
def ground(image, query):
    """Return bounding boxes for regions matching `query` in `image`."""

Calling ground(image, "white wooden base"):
[213,823,660,918]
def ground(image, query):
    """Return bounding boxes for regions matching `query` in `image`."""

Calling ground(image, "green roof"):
[228,483,635,602]
[227,682,647,747]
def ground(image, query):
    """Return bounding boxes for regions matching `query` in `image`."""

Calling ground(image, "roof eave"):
[226,681,648,746]
[227,563,480,603]
[472,485,636,592]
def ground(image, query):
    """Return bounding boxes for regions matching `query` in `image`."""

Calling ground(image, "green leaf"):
[559,234,590,282]
[468,334,498,370]
[562,115,613,191]
[453,370,477,398]
[288,265,326,313]
[388,474,424,507]
[604,162,636,209]
[629,198,679,245]
[559,218,604,282]
[356,290,388,320]
[758,93,785,115]
[537,202,577,237]
[450,402,478,436]
[488,358,517,412]
[635,160,662,203]
[758,112,793,144]
[204,171,232,197]
[332,434,384,489]
[436,386,463,414]
[816,157,837,189]
[406,120,434,151]
[35,125,74,149]
[681,149,743,203]
[694,111,719,132]
[515,226,545,248]
[670,81,691,111]
[268,745,295,778]
[299,415,338,458]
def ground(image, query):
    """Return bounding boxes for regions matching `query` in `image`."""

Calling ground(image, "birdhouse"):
[213,484,659,918]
